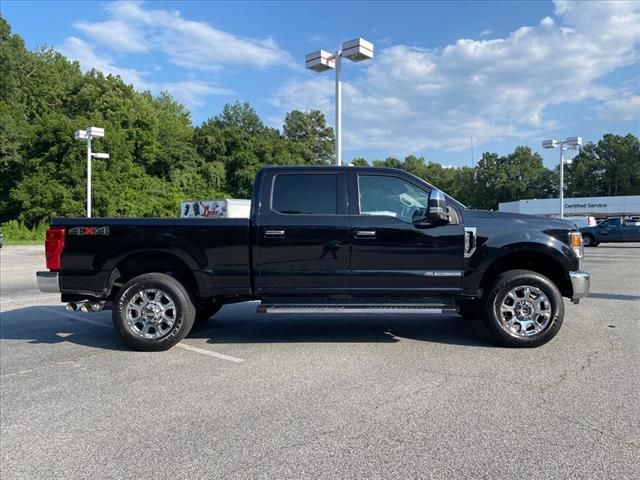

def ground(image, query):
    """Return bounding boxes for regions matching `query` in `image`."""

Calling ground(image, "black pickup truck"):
[37,166,589,350]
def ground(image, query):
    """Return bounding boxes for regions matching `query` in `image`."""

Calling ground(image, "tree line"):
[1,17,639,230]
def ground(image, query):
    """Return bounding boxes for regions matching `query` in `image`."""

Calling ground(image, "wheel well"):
[110,252,199,300]
[480,251,572,298]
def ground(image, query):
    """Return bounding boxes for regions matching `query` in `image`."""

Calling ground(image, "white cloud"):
[272,0,640,154]
[75,20,149,53]
[59,0,291,108]
[59,37,233,107]
[598,92,640,121]
[91,0,292,71]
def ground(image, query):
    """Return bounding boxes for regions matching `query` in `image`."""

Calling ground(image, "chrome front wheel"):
[498,285,551,337]
[483,269,564,348]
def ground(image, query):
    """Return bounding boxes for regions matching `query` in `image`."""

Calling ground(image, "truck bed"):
[51,217,252,298]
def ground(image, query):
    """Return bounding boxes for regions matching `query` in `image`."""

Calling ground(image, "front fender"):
[462,230,577,295]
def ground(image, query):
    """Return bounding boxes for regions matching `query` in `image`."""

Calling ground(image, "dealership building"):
[498,195,640,218]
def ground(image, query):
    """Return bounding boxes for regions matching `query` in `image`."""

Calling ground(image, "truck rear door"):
[621,220,640,241]
[253,169,350,296]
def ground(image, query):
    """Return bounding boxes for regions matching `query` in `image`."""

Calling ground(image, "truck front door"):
[253,171,350,296]
[348,172,465,295]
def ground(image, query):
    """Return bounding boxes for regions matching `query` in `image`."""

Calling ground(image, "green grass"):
[1,220,47,245]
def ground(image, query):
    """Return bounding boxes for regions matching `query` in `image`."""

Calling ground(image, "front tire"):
[583,234,598,247]
[112,273,196,351]
[483,270,564,348]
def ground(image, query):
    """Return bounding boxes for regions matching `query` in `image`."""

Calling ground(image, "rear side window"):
[272,174,337,215]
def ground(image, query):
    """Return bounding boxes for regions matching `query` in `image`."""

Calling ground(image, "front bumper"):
[569,271,590,304]
[37,271,60,293]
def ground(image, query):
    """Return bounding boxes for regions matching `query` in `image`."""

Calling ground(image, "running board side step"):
[257,304,458,314]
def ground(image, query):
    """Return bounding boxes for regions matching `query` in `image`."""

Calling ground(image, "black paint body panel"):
[51,166,581,303]
[52,218,251,297]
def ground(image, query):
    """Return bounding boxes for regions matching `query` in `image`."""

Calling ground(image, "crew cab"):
[580,217,640,246]
[37,166,590,350]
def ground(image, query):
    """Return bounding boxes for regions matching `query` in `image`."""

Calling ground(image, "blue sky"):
[3,0,639,167]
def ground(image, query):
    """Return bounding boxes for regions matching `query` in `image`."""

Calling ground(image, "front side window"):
[272,174,337,215]
[600,220,617,228]
[358,175,429,223]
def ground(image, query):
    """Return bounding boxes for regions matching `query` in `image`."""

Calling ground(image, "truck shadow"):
[193,305,496,348]
[0,305,122,351]
[0,303,496,351]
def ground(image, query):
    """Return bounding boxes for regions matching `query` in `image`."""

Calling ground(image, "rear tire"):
[112,273,195,351]
[483,269,564,348]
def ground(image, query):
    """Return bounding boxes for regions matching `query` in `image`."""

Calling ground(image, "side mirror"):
[412,190,449,227]
[428,190,449,224]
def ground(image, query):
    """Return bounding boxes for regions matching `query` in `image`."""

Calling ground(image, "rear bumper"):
[569,271,590,304]
[37,271,60,293]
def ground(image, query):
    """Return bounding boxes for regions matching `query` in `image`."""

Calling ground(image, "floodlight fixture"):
[341,38,374,62]
[305,50,335,72]
[86,126,104,138]
[305,38,374,166]
[74,130,87,140]
[565,136,582,148]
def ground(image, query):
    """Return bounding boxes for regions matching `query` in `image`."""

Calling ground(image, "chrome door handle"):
[354,230,376,238]
[264,229,285,237]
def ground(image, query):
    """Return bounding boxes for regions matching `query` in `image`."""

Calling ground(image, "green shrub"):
[1,220,47,244]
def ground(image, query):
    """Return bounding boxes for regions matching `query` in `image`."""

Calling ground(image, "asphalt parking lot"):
[1,245,639,479]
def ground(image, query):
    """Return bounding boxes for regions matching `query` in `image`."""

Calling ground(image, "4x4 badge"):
[68,226,110,236]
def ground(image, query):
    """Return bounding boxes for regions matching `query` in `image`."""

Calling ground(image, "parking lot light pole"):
[305,38,374,166]
[543,136,582,219]
[74,127,108,218]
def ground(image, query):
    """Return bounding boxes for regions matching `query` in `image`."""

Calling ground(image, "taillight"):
[45,228,65,270]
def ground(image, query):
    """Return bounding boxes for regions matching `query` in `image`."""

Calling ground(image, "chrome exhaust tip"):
[66,303,78,312]
[89,302,104,312]
[79,303,90,313]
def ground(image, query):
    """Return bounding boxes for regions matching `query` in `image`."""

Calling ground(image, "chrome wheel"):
[498,285,551,337]
[125,288,177,339]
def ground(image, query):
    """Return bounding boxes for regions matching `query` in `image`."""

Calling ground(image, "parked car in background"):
[0,228,4,248]
[580,217,640,246]
[563,216,597,229]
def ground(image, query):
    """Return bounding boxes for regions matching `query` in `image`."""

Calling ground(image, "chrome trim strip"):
[36,271,60,293]
[349,270,464,277]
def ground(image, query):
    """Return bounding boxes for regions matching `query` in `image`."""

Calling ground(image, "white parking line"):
[175,343,245,363]
[38,307,245,363]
